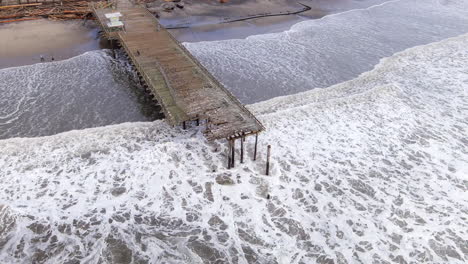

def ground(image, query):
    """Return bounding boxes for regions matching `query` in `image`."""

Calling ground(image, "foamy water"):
[0,31,467,263]
[1,0,467,262]
[2,0,467,140]
[0,50,162,139]
[185,0,468,103]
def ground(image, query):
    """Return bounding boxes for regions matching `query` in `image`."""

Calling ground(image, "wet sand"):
[0,19,108,69]
[162,0,391,42]
[169,15,308,42]
[0,0,393,139]
[0,0,391,67]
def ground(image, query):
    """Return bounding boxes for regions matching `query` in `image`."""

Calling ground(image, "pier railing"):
[91,0,264,140]
[140,6,265,133]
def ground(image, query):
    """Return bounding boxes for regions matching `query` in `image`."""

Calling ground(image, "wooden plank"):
[0,3,41,8]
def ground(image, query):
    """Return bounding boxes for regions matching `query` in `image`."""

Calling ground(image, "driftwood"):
[0,17,39,23]
[0,3,42,9]
[0,0,98,23]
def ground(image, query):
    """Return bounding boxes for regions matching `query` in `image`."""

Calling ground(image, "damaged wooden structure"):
[0,0,94,22]
[91,0,263,146]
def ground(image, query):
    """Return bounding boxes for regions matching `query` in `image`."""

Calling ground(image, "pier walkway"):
[91,0,263,140]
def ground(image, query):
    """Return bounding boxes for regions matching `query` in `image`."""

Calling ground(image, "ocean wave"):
[0,32,467,263]
[184,0,468,104]
[0,50,161,140]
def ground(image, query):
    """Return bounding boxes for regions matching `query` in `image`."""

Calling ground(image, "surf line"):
[165,2,312,29]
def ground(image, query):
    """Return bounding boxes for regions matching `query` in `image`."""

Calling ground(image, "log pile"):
[0,0,100,23]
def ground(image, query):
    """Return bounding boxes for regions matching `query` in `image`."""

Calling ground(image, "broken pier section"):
[92,0,264,167]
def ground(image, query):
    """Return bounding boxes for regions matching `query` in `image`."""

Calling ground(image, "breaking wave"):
[0,31,467,263]
[0,50,161,140]
[184,0,468,103]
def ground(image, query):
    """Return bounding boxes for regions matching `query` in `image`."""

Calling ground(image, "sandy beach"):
[0,0,467,263]
[0,0,390,68]
[0,19,108,69]
[162,0,391,42]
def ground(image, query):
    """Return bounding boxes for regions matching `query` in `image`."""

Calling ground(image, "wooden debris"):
[0,0,98,23]
[162,2,175,12]
[0,17,40,23]
[0,3,42,9]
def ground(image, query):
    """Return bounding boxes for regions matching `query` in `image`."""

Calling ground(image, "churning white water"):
[185,0,468,103]
[0,32,467,263]
[0,50,161,140]
[2,0,467,139]
[0,0,467,263]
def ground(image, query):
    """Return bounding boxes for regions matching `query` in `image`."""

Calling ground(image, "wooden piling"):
[182,121,186,130]
[253,133,258,161]
[110,39,116,58]
[231,138,235,168]
[266,145,271,175]
[240,133,244,163]
[227,139,232,169]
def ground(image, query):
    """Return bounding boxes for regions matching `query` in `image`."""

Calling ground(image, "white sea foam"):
[184,0,468,104]
[0,50,160,140]
[0,31,467,263]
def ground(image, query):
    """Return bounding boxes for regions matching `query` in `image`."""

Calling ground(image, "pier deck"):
[91,0,263,140]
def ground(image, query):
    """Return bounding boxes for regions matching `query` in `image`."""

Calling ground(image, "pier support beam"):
[227,139,232,169]
[253,133,258,161]
[240,133,244,164]
[231,138,235,168]
[266,145,271,176]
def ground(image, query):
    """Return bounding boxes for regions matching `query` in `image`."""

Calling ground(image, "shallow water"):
[162,0,391,21]
[0,0,467,262]
[2,0,467,140]
[166,0,393,42]
[185,0,468,103]
[0,19,108,69]
[0,50,162,139]
[0,19,165,140]
[0,33,466,264]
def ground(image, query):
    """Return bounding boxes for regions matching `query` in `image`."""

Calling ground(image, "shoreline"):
[1,33,467,263]
[0,0,393,68]
[0,19,109,69]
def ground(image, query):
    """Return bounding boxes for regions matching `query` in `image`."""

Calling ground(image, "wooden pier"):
[91,0,263,141]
